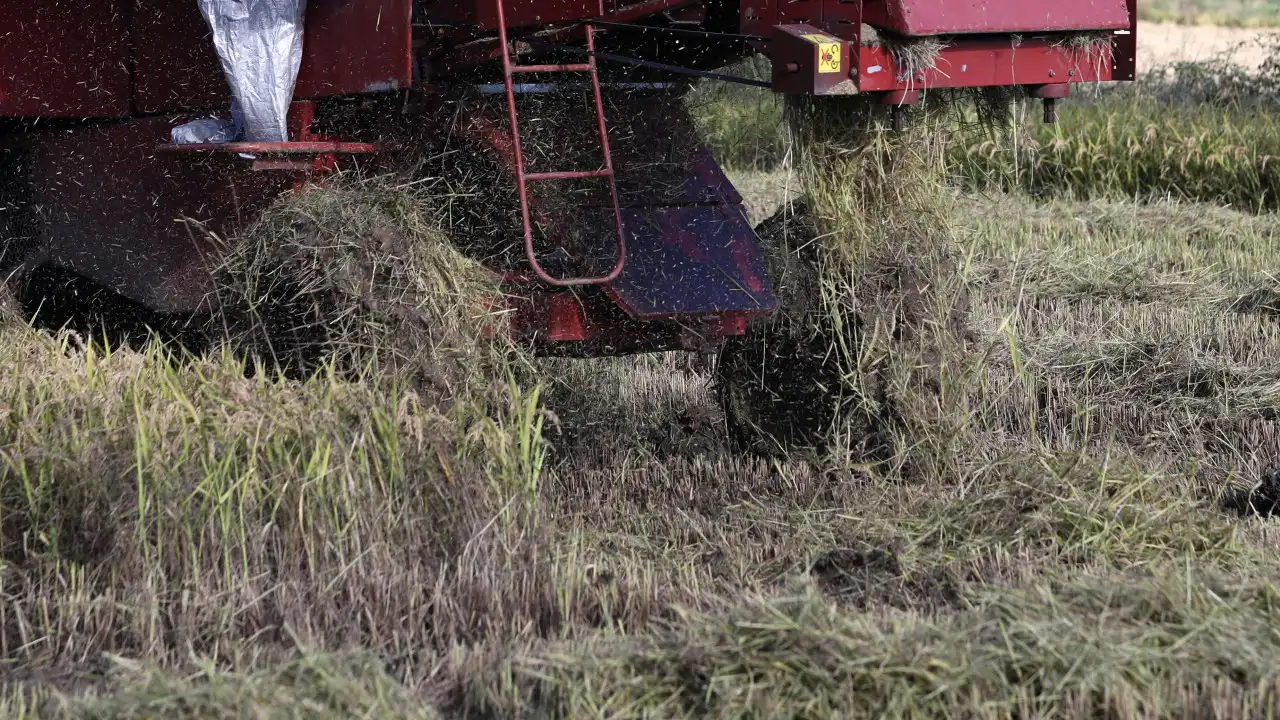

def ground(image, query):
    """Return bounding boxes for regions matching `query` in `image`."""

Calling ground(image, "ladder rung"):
[511,63,593,73]
[526,169,612,181]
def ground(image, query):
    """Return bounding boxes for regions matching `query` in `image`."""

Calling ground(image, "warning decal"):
[803,34,843,74]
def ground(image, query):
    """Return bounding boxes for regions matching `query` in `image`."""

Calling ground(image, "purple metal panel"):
[607,93,744,207]
[672,146,743,206]
[867,0,1132,36]
[0,1,130,118]
[610,145,743,208]
[607,205,776,320]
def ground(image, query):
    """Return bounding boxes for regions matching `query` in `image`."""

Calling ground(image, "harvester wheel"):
[715,319,846,455]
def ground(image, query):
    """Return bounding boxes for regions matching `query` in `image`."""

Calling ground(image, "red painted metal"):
[772,25,856,95]
[131,0,232,113]
[769,9,1132,97]
[0,0,1146,357]
[156,141,384,155]
[742,0,862,41]
[431,0,600,30]
[509,287,755,355]
[0,1,130,118]
[548,294,588,342]
[426,0,693,32]
[528,170,614,181]
[744,0,1136,45]
[157,101,387,176]
[857,37,1119,92]
[495,0,627,288]
[864,0,1132,36]
[1114,0,1139,81]
[823,0,864,40]
[776,0,824,25]
[1032,84,1073,100]
[133,0,413,115]
[250,159,318,172]
[423,0,696,76]
[512,64,596,73]
[296,0,414,96]
[883,89,921,104]
[741,0,778,34]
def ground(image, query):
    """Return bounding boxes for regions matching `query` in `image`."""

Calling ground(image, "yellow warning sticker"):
[803,34,843,74]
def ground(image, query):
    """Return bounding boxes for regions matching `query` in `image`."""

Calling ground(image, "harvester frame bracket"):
[771,25,856,96]
[155,100,391,176]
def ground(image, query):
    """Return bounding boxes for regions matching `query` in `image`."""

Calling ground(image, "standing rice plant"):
[956,39,1280,210]
[956,98,1280,210]
[685,56,787,171]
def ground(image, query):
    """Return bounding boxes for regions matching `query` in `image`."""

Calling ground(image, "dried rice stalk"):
[859,25,949,86]
[793,96,972,474]
[1054,32,1117,95]
[719,94,979,473]
[209,172,524,405]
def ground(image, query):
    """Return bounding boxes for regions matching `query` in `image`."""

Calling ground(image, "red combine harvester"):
[0,0,1137,357]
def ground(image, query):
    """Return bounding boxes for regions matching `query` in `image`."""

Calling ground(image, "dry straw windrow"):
[208,173,526,405]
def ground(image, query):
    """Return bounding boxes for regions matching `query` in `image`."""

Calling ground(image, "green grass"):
[61,654,439,719]
[956,98,1280,211]
[687,66,785,172]
[693,89,1280,210]
[482,569,1280,718]
[1139,0,1280,26]
[690,42,1280,210]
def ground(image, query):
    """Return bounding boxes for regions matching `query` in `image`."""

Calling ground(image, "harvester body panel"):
[610,204,774,320]
[3,0,417,119]
[424,0,697,30]
[22,118,292,314]
[0,0,1139,356]
[867,0,1132,36]
[0,3,131,118]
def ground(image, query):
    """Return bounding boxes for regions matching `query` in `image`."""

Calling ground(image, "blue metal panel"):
[607,204,776,320]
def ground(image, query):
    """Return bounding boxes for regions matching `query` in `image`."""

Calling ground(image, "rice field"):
[3,28,1280,720]
[1140,0,1280,27]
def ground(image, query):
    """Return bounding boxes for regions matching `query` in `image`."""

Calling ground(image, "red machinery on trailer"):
[0,0,1137,356]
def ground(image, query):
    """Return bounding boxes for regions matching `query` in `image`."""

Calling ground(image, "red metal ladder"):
[493,1,626,287]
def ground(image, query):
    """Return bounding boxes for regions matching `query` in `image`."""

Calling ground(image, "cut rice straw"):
[209,171,526,405]
[769,93,981,474]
